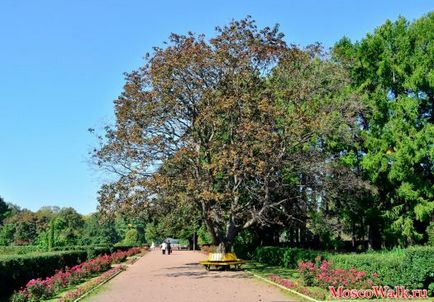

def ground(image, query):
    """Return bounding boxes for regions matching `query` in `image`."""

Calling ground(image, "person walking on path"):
[167,241,172,255]
[161,241,167,255]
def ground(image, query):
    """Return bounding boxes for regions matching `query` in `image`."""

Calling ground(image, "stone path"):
[87,250,295,302]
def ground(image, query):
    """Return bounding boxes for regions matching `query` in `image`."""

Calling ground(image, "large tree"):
[94,18,363,252]
[333,13,434,247]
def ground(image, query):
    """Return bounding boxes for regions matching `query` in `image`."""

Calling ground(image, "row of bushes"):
[331,246,434,291]
[58,266,124,302]
[0,251,88,298]
[0,243,144,256]
[11,248,142,302]
[0,245,145,298]
[53,244,144,258]
[254,246,434,293]
[254,246,326,268]
[0,245,44,255]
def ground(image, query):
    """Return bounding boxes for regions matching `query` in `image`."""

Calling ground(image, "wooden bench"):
[199,252,246,271]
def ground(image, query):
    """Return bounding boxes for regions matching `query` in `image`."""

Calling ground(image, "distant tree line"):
[0,196,144,248]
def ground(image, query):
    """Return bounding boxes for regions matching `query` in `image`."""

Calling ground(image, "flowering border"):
[58,265,126,302]
[11,248,143,302]
[248,271,432,302]
[247,271,320,302]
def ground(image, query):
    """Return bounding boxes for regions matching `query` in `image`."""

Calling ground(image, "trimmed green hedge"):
[51,245,112,259]
[402,246,434,290]
[254,246,326,268]
[0,251,88,299]
[283,248,327,268]
[0,244,145,298]
[0,245,44,255]
[330,250,405,286]
[50,245,109,251]
[254,246,434,293]
[332,246,434,291]
[254,246,286,266]
[50,244,143,259]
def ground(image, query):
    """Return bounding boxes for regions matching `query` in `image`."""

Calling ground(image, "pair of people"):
[161,240,172,255]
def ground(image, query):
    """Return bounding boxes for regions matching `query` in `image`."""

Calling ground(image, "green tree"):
[80,213,120,245]
[333,13,434,247]
[12,210,38,245]
[54,207,84,246]
[0,223,15,245]
[122,229,141,245]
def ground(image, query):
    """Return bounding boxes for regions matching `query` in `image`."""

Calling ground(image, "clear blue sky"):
[0,0,433,214]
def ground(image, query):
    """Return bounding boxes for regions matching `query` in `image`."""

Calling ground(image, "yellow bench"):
[199,253,247,271]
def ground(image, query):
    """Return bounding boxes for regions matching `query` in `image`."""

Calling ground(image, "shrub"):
[50,245,112,259]
[298,258,378,288]
[254,246,434,294]
[10,247,140,302]
[269,274,327,300]
[128,247,142,255]
[113,243,143,251]
[58,267,124,302]
[86,246,112,259]
[330,246,434,295]
[0,245,44,255]
[270,274,297,289]
[254,247,326,268]
[25,278,54,301]
[401,246,434,290]
[0,251,87,299]
[110,250,128,263]
[427,222,434,246]
[122,229,141,246]
[283,248,327,268]
[253,247,286,266]
[330,251,404,286]
[10,290,28,302]
[80,254,112,274]
[51,245,109,251]
[48,270,71,291]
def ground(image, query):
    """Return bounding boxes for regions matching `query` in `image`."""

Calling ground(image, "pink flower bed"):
[58,266,125,302]
[269,274,298,289]
[298,257,378,289]
[11,248,142,302]
[269,274,318,298]
[267,257,379,301]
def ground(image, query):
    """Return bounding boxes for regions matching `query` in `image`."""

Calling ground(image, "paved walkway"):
[88,250,294,302]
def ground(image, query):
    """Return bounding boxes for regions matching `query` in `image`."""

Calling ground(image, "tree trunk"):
[368,222,381,250]
[188,232,198,250]
[351,222,356,250]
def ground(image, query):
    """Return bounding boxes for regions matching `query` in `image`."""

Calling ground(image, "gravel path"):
[87,250,295,302]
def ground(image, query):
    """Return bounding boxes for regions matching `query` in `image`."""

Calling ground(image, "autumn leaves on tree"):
[93,15,434,251]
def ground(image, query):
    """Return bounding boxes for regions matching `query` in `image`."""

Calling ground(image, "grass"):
[79,282,110,302]
[245,261,299,279]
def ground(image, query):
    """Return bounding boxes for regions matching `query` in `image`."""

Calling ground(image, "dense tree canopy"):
[333,12,434,247]
[93,18,369,251]
[0,199,143,248]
